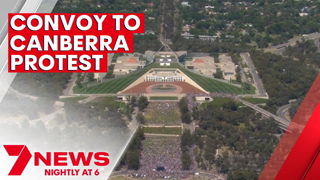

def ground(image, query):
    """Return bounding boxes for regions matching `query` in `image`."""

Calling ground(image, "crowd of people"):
[146,102,179,113]
[144,102,180,125]
[136,136,195,179]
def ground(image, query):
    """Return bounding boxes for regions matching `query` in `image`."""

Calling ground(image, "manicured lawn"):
[143,127,182,135]
[73,67,151,94]
[149,96,178,100]
[73,63,255,94]
[58,96,87,103]
[88,96,123,109]
[241,97,269,104]
[200,97,243,108]
[178,67,255,94]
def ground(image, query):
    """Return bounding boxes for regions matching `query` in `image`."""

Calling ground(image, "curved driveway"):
[277,104,291,121]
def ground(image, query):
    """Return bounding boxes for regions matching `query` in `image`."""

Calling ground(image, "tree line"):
[192,101,280,179]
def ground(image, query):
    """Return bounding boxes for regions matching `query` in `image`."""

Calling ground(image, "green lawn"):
[178,67,255,94]
[58,96,87,103]
[200,97,243,108]
[241,97,269,104]
[88,96,123,108]
[149,96,178,100]
[73,67,151,94]
[143,127,182,135]
[73,63,255,94]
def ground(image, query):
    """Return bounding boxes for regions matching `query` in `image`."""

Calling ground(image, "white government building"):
[145,69,185,82]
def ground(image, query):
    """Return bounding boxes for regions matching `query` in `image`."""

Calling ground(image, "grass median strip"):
[241,97,269,104]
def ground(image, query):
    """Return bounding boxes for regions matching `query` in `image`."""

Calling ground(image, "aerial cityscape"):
[1,0,320,180]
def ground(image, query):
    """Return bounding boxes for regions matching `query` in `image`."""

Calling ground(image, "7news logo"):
[4,145,110,176]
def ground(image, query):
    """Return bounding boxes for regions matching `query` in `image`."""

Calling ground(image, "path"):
[63,73,77,95]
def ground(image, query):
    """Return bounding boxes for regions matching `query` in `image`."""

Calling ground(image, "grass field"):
[73,67,151,94]
[178,67,255,94]
[143,127,182,135]
[88,96,123,108]
[149,96,178,100]
[145,108,181,125]
[200,97,243,108]
[73,63,255,94]
[241,97,269,104]
[145,102,181,125]
[58,96,87,103]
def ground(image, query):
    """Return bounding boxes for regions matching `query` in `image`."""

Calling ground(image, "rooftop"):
[193,59,205,63]
[127,58,138,63]
[219,54,233,64]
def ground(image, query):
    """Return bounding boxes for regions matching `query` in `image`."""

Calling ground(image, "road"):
[237,98,304,133]
[264,33,320,54]
[63,73,77,95]
[240,53,266,97]
[277,104,292,121]
[238,98,289,127]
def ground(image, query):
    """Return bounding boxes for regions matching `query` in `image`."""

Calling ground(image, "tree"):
[181,112,192,124]
[131,96,137,105]
[104,71,115,79]
[243,82,251,91]
[126,95,137,105]
[181,152,192,170]
[87,73,95,82]
[124,104,132,121]
[181,130,193,148]
[137,112,145,124]
[192,106,199,120]
[181,130,193,170]
[214,70,224,79]
[76,79,83,88]
[289,99,302,118]
[124,127,144,170]
[138,96,148,111]
[179,98,190,112]
[216,152,230,173]
[126,150,140,170]
[223,101,237,111]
